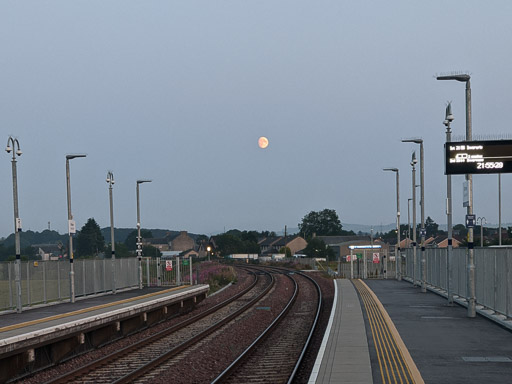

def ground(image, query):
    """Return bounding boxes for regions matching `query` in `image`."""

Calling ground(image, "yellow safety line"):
[365,289,406,384]
[362,287,396,383]
[0,286,190,334]
[359,280,424,384]
[357,281,386,383]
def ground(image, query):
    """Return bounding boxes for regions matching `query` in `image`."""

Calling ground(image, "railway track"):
[211,268,322,384]
[43,267,272,384]
[35,265,322,384]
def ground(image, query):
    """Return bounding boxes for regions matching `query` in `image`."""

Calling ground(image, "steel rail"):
[45,267,262,384]
[112,268,275,384]
[211,268,301,384]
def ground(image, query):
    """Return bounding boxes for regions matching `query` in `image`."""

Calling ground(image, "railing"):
[0,256,195,312]
[403,247,512,318]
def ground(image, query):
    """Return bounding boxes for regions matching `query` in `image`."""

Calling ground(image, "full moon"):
[258,136,269,149]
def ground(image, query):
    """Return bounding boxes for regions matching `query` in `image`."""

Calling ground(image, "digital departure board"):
[445,140,512,175]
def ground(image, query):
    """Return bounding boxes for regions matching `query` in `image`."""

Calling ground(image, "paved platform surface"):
[0,285,204,342]
[366,279,512,384]
[311,279,512,384]
[313,279,373,384]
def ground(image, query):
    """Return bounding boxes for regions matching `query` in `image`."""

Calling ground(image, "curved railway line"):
[29,264,324,384]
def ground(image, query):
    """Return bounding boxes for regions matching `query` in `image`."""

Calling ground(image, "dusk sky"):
[1,1,512,237]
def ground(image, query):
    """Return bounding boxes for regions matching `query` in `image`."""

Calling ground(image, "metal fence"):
[0,256,197,312]
[403,247,512,318]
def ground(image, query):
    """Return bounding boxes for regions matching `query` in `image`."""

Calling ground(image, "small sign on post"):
[466,214,476,228]
[165,260,173,271]
[68,220,76,234]
[373,253,380,264]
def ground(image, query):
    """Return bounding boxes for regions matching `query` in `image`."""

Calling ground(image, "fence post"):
[26,262,30,306]
[176,257,181,286]
[190,258,193,285]
[103,259,106,293]
[43,261,47,304]
[82,260,86,297]
[157,257,161,287]
[146,258,150,287]
[8,262,13,309]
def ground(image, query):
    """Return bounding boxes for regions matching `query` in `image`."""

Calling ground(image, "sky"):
[1,1,512,237]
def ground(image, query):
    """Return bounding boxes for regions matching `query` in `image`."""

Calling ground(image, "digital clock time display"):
[445,140,512,175]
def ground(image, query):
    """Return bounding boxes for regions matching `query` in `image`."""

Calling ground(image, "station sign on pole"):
[445,140,512,175]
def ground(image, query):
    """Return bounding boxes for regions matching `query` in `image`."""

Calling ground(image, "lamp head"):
[410,151,417,166]
[383,168,398,172]
[16,149,22,156]
[137,179,152,184]
[5,146,12,153]
[437,74,470,82]
[66,154,87,160]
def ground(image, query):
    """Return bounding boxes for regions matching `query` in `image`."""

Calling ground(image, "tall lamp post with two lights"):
[6,137,23,313]
[383,168,401,280]
[66,154,86,303]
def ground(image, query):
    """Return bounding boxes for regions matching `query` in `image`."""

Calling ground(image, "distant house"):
[34,244,63,261]
[142,237,171,252]
[400,236,462,249]
[171,231,195,252]
[258,235,307,256]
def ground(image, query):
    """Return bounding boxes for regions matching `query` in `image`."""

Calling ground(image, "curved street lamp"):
[477,217,487,247]
[6,136,22,313]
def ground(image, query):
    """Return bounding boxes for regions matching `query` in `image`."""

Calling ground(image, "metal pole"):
[412,155,417,286]
[419,142,426,292]
[6,137,23,313]
[408,198,411,247]
[136,179,152,289]
[396,171,401,281]
[136,182,142,289]
[107,172,116,294]
[499,174,502,246]
[445,103,454,305]
[466,79,476,318]
[66,158,75,303]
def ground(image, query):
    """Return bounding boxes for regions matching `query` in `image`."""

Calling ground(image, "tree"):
[142,245,162,257]
[425,216,439,237]
[76,218,105,257]
[303,238,334,260]
[124,229,153,250]
[279,246,292,258]
[299,209,344,239]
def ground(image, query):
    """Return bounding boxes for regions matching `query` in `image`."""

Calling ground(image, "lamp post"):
[136,179,152,289]
[477,217,486,247]
[106,171,116,294]
[437,73,475,317]
[6,137,23,313]
[403,139,425,292]
[444,102,454,305]
[410,152,418,286]
[383,168,401,281]
[66,154,86,303]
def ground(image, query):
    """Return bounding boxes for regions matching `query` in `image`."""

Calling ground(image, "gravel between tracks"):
[21,267,255,384]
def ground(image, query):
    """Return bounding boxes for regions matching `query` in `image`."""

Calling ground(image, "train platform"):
[310,278,512,384]
[0,284,209,382]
